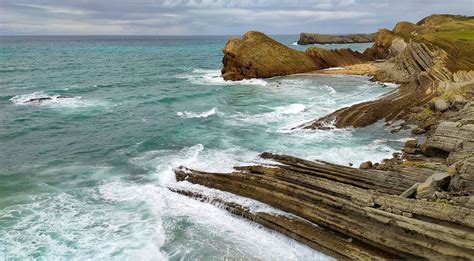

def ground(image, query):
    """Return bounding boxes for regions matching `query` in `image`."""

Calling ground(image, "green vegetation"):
[415,15,474,71]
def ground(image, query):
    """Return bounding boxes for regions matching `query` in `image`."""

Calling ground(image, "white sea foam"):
[180,69,268,86]
[225,103,309,126]
[123,144,331,260]
[291,41,299,46]
[177,107,217,118]
[10,92,99,109]
[322,67,345,71]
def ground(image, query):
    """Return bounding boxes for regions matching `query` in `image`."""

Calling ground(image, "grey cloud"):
[0,0,473,35]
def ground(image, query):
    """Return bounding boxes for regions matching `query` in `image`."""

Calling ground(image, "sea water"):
[0,35,409,260]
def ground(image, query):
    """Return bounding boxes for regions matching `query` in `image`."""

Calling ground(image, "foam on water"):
[9,92,101,109]
[2,36,410,259]
[180,69,268,86]
[177,107,218,118]
[110,144,331,259]
[322,67,345,71]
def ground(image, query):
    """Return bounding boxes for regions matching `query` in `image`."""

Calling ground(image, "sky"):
[1,0,473,35]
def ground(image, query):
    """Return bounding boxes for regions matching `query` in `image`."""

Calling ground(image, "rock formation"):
[221,31,369,81]
[297,32,376,45]
[171,152,474,260]
[304,14,474,129]
[189,14,474,259]
[221,31,319,80]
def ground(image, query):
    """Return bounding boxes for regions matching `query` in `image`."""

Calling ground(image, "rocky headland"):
[297,32,376,45]
[173,14,474,259]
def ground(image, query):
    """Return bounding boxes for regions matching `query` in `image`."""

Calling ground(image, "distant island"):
[172,14,474,259]
[297,32,377,45]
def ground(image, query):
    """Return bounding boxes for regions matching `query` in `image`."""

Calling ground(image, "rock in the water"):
[297,32,376,45]
[221,31,318,80]
[25,97,52,103]
[404,139,418,154]
[359,161,373,169]
[411,127,426,135]
[432,99,450,112]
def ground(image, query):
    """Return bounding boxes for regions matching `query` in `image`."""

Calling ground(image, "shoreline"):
[172,14,474,259]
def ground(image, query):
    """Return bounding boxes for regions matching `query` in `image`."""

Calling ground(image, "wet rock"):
[411,127,426,135]
[359,161,373,169]
[25,97,52,103]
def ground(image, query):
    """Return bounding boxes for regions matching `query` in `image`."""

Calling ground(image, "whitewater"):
[0,35,408,259]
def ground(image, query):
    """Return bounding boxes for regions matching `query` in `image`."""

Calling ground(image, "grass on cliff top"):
[418,18,474,71]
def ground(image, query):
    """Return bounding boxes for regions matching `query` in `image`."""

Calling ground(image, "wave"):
[227,103,308,125]
[322,67,345,71]
[10,92,100,108]
[179,69,267,86]
[177,107,217,118]
[291,41,299,46]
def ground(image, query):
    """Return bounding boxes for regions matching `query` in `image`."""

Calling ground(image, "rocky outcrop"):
[304,15,474,129]
[221,31,319,80]
[171,152,474,260]
[305,47,369,68]
[221,31,371,81]
[297,32,376,45]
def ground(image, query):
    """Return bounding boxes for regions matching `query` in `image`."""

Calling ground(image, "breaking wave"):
[177,107,218,118]
[179,69,268,86]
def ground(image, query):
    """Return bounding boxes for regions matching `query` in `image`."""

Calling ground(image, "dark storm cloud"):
[0,0,473,35]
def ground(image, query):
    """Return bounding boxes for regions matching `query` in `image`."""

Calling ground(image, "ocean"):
[0,35,409,259]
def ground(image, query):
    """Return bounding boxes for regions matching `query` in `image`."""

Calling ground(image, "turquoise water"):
[1,35,408,260]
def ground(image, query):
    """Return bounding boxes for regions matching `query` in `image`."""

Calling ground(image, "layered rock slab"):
[172,153,474,260]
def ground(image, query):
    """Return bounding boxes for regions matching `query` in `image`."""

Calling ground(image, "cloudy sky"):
[1,0,473,35]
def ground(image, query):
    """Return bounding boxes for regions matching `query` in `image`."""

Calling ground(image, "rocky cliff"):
[221,31,369,81]
[297,32,376,45]
[305,14,474,129]
[221,31,319,80]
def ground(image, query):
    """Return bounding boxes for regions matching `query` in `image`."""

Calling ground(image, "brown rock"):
[359,161,373,169]
[221,31,318,80]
